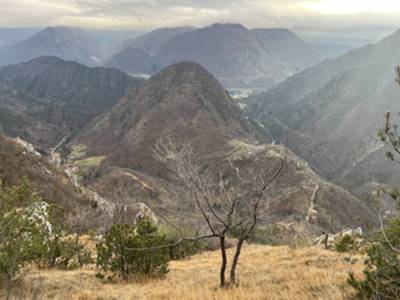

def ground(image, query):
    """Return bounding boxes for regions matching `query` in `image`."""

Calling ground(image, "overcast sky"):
[1,0,400,43]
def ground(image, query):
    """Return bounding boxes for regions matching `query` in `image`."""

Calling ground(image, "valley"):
[0,11,399,299]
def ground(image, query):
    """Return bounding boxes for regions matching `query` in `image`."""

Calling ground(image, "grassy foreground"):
[7,245,363,300]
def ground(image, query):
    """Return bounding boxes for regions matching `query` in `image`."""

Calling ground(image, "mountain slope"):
[122,27,195,56]
[77,61,261,173]
[0,133,111,230]
[104,24,322,89]
[0,26,103,66]
[0,56,142,150]
[248,29,400,195]
[69,62,376,235]
[103,27,195,74]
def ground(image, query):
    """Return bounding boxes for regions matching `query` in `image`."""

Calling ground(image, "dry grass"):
[7,245,362,300]
[74,156,106,168]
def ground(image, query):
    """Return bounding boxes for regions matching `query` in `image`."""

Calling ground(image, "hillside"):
[104,23,322,89]
[0,26,104,66]
[0,133,112,230]
[120,27,195,56]
[8,244,363,300]
[248,29,400,198]
[69,62,377,236]
[0,56,142,150]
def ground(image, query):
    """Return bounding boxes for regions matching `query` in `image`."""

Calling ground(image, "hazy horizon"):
[1,0,400,45]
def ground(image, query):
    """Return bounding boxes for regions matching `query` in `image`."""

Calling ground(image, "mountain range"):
[1,23,397,237]
[104,23,323,90]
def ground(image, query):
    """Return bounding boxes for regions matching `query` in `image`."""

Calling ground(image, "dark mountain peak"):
[0,25,102,66]
[76,62,257,174]
[155,61,219,83]
[16,55,76,67]
[24,26,87,42]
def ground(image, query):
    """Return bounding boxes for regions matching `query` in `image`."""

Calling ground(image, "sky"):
[1,0,400,44]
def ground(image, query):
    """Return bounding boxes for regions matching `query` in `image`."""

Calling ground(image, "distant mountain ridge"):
[0,26,104,66]
[247,28,400,198]
[0,56,142,150]
[104,23,323,89]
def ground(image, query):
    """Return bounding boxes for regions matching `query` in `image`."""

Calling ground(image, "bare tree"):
[153,137,285,287]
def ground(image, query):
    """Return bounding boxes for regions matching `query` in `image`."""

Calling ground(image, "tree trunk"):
[219,235,227,287]
[229,238,244,285]
[324,234,329,250]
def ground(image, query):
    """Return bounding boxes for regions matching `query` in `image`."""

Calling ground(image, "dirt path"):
[306,183,319,222]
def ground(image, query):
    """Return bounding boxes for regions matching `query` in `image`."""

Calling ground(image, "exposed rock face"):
[247,29,400,199]
[314,228,365,251]
[0,56,142,150]
[104,24,322,89]
[70,62,377,235]
[0,26,104,66]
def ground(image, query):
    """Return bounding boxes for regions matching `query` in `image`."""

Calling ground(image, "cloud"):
[0,0,399,42]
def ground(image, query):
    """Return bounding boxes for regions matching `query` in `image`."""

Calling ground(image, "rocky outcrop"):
[314,228,365,251]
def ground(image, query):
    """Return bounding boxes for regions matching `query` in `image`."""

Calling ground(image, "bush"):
[348,218,400,299]
[0,180,49,299]
[40,204,92,270]
[336,235,356,253]
[42,232,92,269]
[96,219,170,280]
